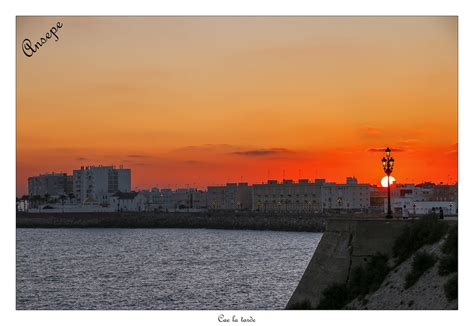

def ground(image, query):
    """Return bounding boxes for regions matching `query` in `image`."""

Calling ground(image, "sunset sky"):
[16,16,457,195]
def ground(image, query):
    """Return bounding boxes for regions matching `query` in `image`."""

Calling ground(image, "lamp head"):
[388,157,395,168]
[385,147,391,157]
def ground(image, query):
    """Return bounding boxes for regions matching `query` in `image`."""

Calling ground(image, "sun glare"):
[381,176,396,188]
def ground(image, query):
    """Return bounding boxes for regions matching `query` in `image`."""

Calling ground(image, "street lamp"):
[382,147,395,218]
[412,202,416,217]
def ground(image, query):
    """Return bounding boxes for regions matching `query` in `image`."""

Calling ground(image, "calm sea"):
[16,228,321,310]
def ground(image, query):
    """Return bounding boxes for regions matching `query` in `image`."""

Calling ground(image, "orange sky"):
[16,16,457,195]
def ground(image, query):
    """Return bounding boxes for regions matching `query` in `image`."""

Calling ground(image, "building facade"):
[252,177,371,213]
[321,178,371,211]
[28,173,73,197]
[73,165,131,204]
[252,179,324,212]
[207,183,252,210]
[139,188,208,211]
[386,182,458,217]
[386,198,457,216]
[110,191,147,212]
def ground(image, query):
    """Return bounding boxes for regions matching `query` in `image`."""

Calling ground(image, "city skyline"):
[16,17,457,196]
[22,164,457,197]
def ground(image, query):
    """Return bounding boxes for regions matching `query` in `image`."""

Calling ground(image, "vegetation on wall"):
[404,251,437,289]
[393,215,448,265]
[316,254,390,309]
[313,216,457,310]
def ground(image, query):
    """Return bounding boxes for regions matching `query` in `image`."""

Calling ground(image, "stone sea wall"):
[16,211,326,232]
[286,218,411,308]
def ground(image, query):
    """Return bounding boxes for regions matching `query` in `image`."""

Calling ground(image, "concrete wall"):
[286,218,411,308]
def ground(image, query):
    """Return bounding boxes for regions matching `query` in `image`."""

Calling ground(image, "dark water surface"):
[16,228,321,310]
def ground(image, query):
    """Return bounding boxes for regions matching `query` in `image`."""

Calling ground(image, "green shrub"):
[404,251,437,289]
[444,274,458,301]
[442,226,458,255]
[393,215,448,264]
[316,283,349,309]
[438,226,458,276]
[349,254,390,298]
[287,299,313,310]
[438,255,457,276]
[317,254,390,309]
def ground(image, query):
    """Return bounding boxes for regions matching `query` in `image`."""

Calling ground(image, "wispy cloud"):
[367,148,405,152]
[358,125,382,138]
[231,148,290,156]
[183,160,202,165]
[172,144,237,153]
[128,154,153,159]
[129,162,152,166]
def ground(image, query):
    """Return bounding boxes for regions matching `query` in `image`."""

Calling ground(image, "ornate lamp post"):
[382,147,395,218]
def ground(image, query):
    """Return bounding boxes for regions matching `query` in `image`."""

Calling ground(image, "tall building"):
[72,165,131,203]
[28,173,72,197]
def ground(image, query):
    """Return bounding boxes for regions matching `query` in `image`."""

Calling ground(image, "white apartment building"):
[73,165,131,204]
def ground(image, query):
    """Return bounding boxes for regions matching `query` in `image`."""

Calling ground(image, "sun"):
[381,176,396,188]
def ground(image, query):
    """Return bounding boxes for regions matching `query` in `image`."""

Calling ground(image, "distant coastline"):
[16,211,327,232]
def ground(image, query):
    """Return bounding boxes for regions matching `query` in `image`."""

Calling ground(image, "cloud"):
[358,125,382,138]
[171,144,304,160]
[178,160,219,167]
[231,148,291,156]
[367,148,405,152]
[128,154,153,159]
[183,160,203,165]
[130,162,150,166]
[172,144,237,153]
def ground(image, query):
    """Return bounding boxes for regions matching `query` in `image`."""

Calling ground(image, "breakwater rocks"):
[16,212,326,232]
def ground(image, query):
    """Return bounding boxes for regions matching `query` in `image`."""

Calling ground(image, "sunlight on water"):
[16,228,321,310]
